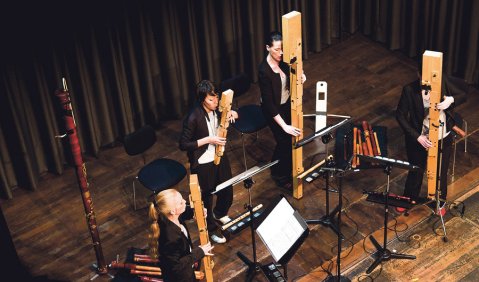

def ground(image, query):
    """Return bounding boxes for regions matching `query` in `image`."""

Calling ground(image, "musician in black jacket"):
[148,189,213,282]
[259,31,306,189]
[396,70,467,213]
[179,80,238,244]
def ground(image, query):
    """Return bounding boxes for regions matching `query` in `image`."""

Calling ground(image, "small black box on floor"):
[261,262,286,282]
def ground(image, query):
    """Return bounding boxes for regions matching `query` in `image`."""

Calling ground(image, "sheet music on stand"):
[255,196,309,265]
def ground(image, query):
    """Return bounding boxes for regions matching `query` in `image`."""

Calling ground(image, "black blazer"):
[258,58,290,119]
[396,75,468,140]
[158,207,204,282]
[179,104,221,170]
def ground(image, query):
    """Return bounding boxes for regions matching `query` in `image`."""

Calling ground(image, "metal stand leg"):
[451,136,457,181]
[366,166,416,274]
[133,179,137,211]
[241,133,248,171]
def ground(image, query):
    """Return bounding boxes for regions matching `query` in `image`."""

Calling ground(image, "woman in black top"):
[179,80,238,243]
[259,31,305,189]
[148,189,213,282]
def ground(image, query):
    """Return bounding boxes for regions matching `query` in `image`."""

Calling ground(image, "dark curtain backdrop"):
[0,0,477,199]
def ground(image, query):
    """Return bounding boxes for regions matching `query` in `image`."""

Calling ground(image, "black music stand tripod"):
[306,157,344,240]
[358,155,417,274]
[323,165,351,282]
[214,160,279,281]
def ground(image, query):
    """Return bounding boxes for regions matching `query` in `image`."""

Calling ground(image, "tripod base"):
[306,205,345,239]
[425,200,449,242]
[237,251,263,282]
[324,275,351,282]
[366,235,416,274]
[90,263,113,280]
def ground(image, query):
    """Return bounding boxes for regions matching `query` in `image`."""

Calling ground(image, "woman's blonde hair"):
[148,189,179,259]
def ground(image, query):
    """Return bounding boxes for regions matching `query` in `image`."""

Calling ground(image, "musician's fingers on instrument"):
[215,137,227,145]
[293,126,301,136]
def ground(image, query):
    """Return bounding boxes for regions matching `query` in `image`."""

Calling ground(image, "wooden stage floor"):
[1,34,478,282]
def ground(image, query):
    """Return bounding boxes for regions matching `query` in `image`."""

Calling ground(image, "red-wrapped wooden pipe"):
[54,78,107,274]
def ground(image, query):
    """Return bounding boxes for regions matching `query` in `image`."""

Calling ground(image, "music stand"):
[306,156,344,239]
[255,195,309,281]
[322,157,354,282]
[357,154,418,274]
[214,160,278,281]
[294,116,351,149]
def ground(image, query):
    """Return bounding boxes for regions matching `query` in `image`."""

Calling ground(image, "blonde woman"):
[149,189,213,282]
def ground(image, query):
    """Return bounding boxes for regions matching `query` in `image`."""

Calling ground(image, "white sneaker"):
[217,215,232,225]
[210,233,227,244]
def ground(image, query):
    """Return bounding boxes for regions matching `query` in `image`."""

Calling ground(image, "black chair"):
[233,105,268,170]
[221,74,267,170]
[124,125,187,210]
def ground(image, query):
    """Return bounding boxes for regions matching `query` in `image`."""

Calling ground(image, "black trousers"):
[192,157,233,231]
[404,134,453,201]
[265,102,293,183]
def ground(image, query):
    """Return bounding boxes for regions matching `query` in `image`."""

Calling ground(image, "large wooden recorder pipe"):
[134,256,159,263]
[110,262,162,272]
[131,270,162,276]
[368,123,379,156]
[139,276,163,282]
[374,132,381,155]
[362,121,374,156]
[352,127,357,168]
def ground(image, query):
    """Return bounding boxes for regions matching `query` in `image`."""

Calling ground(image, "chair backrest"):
[220,73,251,98]
[124,125,157,156]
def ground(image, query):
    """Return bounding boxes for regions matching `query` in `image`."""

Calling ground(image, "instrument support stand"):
[306,157,344,240]
[366,165,416,274]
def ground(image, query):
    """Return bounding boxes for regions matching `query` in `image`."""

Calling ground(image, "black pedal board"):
[261,262,286,282]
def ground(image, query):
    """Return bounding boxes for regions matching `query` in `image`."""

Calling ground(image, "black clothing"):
[404,133,452,199]
[179,104,233,231]
[179,105,213,171]
[258,58,290,118]
[396,75,467,200]
[266,101,292,180]
[158,208,204,282]
[193,161,233,230]
[258,58,292,182]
